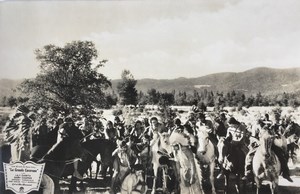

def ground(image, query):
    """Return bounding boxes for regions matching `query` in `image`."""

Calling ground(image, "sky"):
[0,0,300,80]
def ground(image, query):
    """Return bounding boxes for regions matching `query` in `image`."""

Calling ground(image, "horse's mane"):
[169,132,189,146]
[259,130,273,143]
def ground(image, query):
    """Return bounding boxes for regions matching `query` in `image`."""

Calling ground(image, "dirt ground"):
[58,163,300,194]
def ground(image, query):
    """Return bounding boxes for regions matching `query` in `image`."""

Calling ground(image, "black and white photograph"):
[1,0,300,194]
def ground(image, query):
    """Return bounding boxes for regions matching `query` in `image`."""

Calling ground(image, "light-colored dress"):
[169,132,204,194]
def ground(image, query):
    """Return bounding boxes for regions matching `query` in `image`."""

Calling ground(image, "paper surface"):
[3,161,45,194]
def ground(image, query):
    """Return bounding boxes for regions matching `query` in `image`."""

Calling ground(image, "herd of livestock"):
[1,105,300,194]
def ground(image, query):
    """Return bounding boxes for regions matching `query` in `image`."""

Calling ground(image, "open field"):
[0,107,14,120]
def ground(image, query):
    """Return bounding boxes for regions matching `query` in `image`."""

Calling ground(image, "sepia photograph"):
[1,0,300,193]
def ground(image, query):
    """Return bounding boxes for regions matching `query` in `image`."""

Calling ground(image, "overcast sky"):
[1,0,300,80]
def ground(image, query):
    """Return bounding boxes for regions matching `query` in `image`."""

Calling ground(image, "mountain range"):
[1,67,300,99]
[112,67,300,95]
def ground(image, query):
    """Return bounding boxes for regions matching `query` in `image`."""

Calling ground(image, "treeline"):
[0,96,29,108]
[2,89,300,109]
[136,89,300,108]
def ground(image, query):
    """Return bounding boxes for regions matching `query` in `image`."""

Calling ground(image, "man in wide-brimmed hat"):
[217,116,249,179]
[39,117,85,180]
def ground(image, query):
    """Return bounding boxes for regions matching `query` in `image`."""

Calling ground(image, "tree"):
[17,97,29,104]
[214,92,225,111]
[137,91,148,105]
[147,88,160,105]
[246,95,255,107]
[1,96,7,107]
[159,92,175,106]
[117,70,138,105]
[198,101,207,112]
[7,96,17,108]
[175,91,187,105]
[186,90,199,105]
[105,92,118,108]
[205,91,214,106]
[20,41,111,115]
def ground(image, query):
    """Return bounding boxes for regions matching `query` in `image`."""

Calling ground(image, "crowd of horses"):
[1,105,300,194]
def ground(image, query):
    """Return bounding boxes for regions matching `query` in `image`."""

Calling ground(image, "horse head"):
[253,130,282,194]
[197,129,210,155]
[259,131,274,158]
[157,132,172,156]
[217,133,232,164]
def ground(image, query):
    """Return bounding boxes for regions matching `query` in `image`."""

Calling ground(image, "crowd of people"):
[2,105,300,194]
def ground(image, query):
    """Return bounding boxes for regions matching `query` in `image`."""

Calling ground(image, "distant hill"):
[112,67,300,95]
[1,67,300,99]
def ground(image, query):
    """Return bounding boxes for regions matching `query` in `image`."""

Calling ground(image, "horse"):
[150,132,175,194]
[68,138,116,192]
[253,131,281,194]
[87,153,102,179]
[30,138,116,193]
[196,128,217,194]
[82,138,116,180]
[30,144,66,194]
[284,121,300,163]
[129,135,180,193]
[110,139,137,194]
[217,133,246,194]
[85,126,106,179]
[120,169,147,194]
